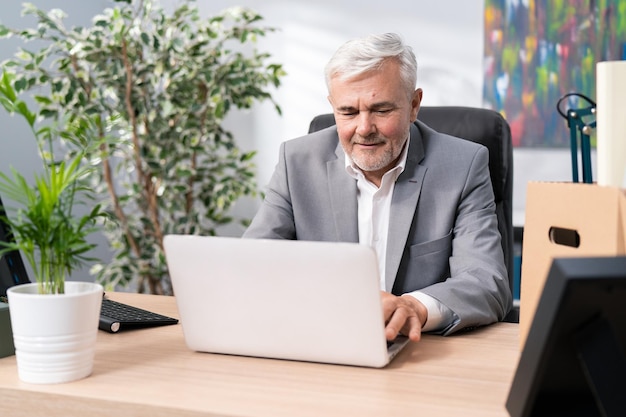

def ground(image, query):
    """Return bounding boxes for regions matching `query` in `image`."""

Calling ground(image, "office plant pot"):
[6,281,103,384]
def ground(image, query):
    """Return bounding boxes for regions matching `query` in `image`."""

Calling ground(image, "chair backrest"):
[308,106,514,300]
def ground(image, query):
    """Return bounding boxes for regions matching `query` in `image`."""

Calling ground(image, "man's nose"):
[355,112,376,136]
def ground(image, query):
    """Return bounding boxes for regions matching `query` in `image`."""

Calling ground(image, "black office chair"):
[309,106,517,323]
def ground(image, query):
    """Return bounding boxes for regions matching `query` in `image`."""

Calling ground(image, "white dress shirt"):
[344,136,454,332]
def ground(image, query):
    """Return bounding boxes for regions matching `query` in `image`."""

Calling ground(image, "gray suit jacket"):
[244,121,512,334]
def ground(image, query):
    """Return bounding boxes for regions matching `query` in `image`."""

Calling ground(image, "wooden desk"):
[0,292,520,417]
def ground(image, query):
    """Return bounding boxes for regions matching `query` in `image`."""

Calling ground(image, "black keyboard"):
[99,297,179,333]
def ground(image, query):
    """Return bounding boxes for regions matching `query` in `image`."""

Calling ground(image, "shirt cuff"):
[407,291,455,333]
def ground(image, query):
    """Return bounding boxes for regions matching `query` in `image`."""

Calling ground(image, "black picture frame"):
[506,256,626,417]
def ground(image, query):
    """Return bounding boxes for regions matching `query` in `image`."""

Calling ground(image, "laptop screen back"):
[164,235,399,368]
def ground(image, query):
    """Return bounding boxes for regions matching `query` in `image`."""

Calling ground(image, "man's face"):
[328,59,422,185]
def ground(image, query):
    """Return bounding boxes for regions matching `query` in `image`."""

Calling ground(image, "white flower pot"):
[6,281,103,384]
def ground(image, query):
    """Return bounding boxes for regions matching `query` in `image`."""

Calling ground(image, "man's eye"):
[376,109,392,114]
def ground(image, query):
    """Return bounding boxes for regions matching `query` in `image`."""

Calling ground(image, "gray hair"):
[324,33,417,97]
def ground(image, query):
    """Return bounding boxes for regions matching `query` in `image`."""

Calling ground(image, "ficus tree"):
[0,0,285,294]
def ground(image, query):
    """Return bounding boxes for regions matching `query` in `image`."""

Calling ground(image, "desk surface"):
[1,292,520,417]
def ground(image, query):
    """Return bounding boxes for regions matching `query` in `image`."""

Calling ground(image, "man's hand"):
[380,291,428,342]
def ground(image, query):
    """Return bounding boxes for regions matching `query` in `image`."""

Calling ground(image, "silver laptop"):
[163,235,410,368]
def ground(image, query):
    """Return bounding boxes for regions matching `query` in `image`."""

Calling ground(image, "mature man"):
[243,33,512,341]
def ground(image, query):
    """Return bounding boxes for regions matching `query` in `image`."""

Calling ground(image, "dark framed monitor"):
[0,193,30,298]
[506,256,626,417]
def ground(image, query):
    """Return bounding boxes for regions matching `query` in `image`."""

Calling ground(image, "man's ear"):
[411,88,423,120]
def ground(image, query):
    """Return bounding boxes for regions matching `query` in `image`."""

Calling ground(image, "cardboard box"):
[519,182,626,348]
[0,301,15,358]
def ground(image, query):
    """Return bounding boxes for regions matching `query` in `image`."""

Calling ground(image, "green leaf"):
[14,100,36,127]
[0,96,14,113]
[0,24,10,37]
[0,72,17,102]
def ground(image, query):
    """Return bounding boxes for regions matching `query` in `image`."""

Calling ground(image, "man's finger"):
[403,314,422,342]
[384,306,409,340]
[385,305,422,342]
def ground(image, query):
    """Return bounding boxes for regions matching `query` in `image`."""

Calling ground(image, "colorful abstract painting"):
[484,0,626,147]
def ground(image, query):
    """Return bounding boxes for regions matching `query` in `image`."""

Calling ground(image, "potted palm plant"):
[0,72,106,384]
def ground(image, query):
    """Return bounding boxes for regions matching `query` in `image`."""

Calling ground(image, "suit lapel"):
[385,123,427,292]
[324,124,427,290]
[328,142,359,243]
